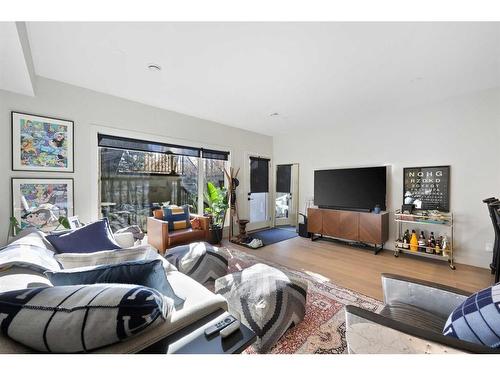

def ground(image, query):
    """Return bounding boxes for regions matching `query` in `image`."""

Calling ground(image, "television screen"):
[314,166,386,211]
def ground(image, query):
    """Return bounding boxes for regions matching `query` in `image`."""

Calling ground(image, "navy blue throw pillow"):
[46,218,121,254]
[0,284,169,352]
[45,259,184,307]
[443,283,500,348]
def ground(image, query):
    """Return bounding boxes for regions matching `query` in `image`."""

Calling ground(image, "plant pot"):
[209,227,223,245]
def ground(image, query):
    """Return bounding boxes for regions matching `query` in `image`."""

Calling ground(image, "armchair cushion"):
[345,305,498,353]
[443,283,500,348]
[162,205,191,231]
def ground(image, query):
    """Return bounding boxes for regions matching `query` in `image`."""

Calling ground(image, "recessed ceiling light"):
[270,112,279,117]
[147,64,162,72]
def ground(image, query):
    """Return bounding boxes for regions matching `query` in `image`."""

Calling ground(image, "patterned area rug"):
[220,247,383,354]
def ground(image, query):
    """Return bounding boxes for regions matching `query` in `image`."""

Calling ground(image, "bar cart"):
[394,210,455,270]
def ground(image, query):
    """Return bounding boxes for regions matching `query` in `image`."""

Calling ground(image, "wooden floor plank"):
[223,236,494,300]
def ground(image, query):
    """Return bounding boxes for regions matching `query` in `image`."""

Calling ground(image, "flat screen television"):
[314,166,386,211]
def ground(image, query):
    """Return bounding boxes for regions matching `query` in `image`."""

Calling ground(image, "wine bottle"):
[435,235,443,255]
[418,231,426,252]
[403,229,410,249]
[426,232,436,254]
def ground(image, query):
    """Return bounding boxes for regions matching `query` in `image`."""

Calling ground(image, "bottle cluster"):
[397,229,450,256]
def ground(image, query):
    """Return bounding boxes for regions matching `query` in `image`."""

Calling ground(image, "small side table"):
[237,219,249,242]
[140,309,256,354]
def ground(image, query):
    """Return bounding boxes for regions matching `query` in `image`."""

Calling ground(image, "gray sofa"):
[0,230,227,354]
[345,273,499,354]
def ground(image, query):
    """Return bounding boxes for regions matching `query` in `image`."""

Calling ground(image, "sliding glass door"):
[98,134,228,232]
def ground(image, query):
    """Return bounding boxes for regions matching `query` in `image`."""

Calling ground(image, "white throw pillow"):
[55,245,177,272]
[0,243,61,273]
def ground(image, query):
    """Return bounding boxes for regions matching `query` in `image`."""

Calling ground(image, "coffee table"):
[140,309,256,354]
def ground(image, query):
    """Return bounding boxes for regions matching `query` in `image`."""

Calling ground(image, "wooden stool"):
[237,219,249,242]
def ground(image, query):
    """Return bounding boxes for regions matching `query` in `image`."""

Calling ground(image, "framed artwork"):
[12,178,74,233]
[403,166,450,212]
[11,111,74,172]
[68,215,82,229]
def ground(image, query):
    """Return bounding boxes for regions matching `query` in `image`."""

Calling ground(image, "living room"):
[1,1,500,373]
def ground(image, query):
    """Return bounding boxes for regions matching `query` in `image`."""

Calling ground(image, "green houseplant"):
[204,182,229,244]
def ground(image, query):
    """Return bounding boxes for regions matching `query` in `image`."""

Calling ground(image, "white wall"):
[274,87,500,268]
[0,76,273,242]
[2,76,498,268]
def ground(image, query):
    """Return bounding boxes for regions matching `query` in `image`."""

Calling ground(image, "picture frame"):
[11,111,74,172]
[68,215,82,229]
[11,178,74,233]
[403,165,450,212]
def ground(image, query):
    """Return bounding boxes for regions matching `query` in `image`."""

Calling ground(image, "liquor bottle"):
[403,229,410,249]
[426,232,436,254]
[441,235,450,257]
[435,235,443,255]
[410,230,418,252]
[430,232,436,247]
[418,231,426,252]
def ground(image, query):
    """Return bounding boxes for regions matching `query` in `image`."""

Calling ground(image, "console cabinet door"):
[359,212,389,245]
[338,211,359,241]
[307,208,323,234]
[322,210,340,237]
[359,213,381,244]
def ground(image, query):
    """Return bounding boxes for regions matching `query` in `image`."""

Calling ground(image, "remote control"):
[220,320,240,338]
[204,315,237,337]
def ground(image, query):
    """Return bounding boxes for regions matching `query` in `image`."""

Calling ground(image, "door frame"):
[244,151,273,232]
[274,163,299,227]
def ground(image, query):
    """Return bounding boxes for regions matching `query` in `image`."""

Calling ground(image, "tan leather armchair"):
[147,210,211,255]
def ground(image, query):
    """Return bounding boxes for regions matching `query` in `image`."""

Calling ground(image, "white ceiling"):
[26,22,500,136]
[0,22,34,96]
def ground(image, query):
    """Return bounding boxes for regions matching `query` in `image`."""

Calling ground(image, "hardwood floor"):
[223,236,494,301]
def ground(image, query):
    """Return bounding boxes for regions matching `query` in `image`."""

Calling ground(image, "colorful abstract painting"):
[12,178,74,233]
[12,112,74,172]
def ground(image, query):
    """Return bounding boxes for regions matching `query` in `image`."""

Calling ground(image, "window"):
[203,158,226,190]
[98,135,228,232]
[202,157,228,225]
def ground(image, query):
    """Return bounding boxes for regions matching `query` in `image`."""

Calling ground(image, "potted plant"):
[204,182,229,244]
